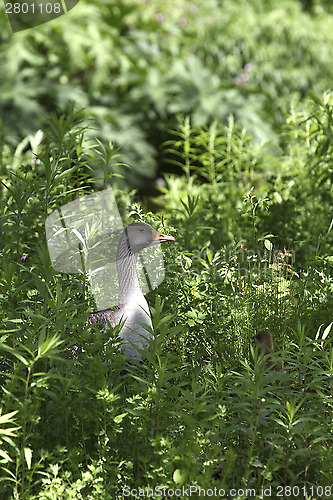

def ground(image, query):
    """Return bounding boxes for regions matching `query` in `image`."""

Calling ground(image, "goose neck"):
[116,242,142,304]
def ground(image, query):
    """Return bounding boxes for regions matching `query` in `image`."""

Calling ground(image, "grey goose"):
[88,222,175,359]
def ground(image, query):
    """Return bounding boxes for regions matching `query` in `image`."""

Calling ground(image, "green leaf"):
[0,411,18,425]
[0,344,29,366]
[264,239,273,251]
[114,413,128,424]
[173,468,187,485]
[273,191,283,203]
[0,427,20,437]
[315,322,333,341]
[0,449,12,463]
[322,322,332,341]
[37,334,63,359]
[24,447,32,470]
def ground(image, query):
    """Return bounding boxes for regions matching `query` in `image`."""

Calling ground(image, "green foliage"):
[1,104,332,497]
[162,94,333,266]
[1,0,333,494]
[2,0,333,185]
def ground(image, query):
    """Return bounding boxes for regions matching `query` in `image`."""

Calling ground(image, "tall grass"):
[0,101,332,498]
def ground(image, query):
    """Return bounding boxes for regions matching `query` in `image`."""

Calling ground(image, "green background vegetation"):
[0,0,332,498]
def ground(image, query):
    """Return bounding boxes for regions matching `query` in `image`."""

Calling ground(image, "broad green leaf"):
[173,468,187,485]
[264,239,273,251]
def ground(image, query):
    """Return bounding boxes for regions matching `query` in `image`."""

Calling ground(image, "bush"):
[2,0,333,186]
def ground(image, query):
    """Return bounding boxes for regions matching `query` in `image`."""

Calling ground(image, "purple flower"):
[20,254,28,261]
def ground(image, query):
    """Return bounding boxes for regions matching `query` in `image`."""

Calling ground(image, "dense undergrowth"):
[2,0,333,187]
[0,0,333,497]
[0,95,332,498]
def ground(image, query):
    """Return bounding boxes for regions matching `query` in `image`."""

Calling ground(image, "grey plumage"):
[88,222,174,359]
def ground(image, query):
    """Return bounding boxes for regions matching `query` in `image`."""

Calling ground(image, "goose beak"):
[152,230,175,244]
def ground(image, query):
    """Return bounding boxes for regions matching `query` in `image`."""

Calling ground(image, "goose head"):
[122,222,175,254]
